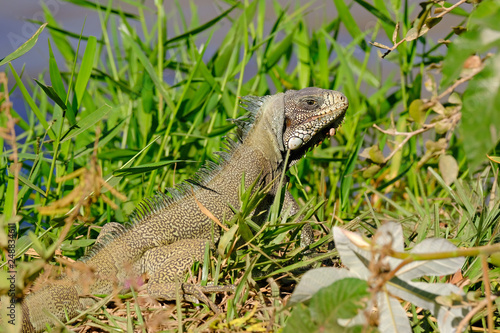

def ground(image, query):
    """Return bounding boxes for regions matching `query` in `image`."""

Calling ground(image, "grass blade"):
[75,36,97,106]
[0,23,47,67]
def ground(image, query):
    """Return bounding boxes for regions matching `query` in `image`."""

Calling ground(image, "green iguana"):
[4,87,348,332]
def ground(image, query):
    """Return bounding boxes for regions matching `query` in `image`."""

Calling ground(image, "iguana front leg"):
[141,239,234,312]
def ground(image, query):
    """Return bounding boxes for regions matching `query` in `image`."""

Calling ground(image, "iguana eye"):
[305,99,316,106]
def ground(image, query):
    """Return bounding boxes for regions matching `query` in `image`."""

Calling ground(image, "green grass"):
[1,0,500,331]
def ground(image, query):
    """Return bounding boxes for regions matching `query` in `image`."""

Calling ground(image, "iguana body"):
[9,88,348,332]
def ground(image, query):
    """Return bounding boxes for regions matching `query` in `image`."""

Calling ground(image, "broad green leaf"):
[285,278,368,333]
[281,304,317,333]
[0,23,47,67]
[75,36,97,106]
[289,267,356,305]
[461,53,500,169]
[217,224,238,256]
[441,0,500,87]
[309,278,369,320]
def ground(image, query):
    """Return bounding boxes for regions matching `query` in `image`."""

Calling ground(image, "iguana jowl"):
[11,87,348,332]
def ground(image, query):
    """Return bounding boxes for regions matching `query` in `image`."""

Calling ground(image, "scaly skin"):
[3,87,348,332]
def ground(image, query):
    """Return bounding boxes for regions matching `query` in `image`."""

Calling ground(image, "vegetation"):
[1,0,499,331]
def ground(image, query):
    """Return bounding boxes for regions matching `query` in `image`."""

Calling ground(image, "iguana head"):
[282,87,348,164]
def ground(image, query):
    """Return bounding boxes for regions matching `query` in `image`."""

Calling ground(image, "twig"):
[379,0,468,58]
[435,0,468,18]
[422,69,482,110]
[481,255,494,333]
[373,112,461,164]
[373,123,434,163]
[456,295,498,333]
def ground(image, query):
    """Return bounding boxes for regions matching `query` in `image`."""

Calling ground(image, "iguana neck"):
[240,93,286,168]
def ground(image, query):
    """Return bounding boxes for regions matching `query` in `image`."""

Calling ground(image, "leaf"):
[439,155,459,186]
[405,25,429,41]
[75,36,97,106]
[333,0,367,50]
[164,3,238,46]
[41,3,75,63]
[425,17,442,29]
[490,252,500,266]
[362,164,381,178]
[285,278,369,333]
[409,99,426,125]
[442,0,500,87]
[282,303,317,333]
[217,224,238,256]
[18,174,46,198]
[369,41,392,50]
[461,53,500,169]
[289,267,356,305]
[61,239,96,251]
[9,64,56,141]
[386,280,468,332]
[333,227,370,279]
[377,292,412,333]
[364,145,385,164]
[397,238,465,280]
[113,160,193,177]
[353,0,396,27]
[373,222,405,251]
[265,29,296,70]
[487,155,500,164]
[0,23,47,67]
[310,278,369,320]
[121,30,175,112]
[33,79,67,111]
[60,104,118,143]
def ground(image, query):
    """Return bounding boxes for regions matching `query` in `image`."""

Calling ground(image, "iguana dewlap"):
[4,87,348,332]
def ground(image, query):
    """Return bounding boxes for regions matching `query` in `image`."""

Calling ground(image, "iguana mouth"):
[287,108,347,165]
[309,112,345,148]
